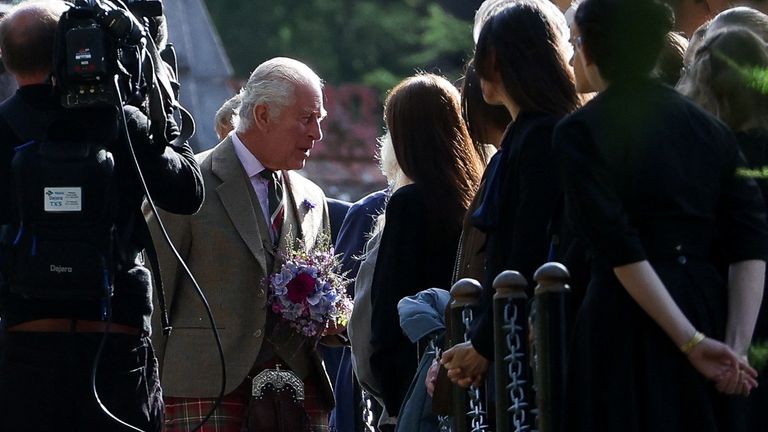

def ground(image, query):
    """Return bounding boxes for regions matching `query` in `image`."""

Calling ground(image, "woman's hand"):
[425,359,440,396]
[440,341,489,388]
[322,320,346,336]
[687,337,758,395]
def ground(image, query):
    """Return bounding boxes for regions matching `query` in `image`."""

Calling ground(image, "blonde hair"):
[678,27,768,131]
[653,32,689,86]
[214,94,240,140]
[369,132,411,239]
[376,131,410,192]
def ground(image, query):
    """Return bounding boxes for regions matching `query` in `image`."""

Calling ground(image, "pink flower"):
[286,272,316,303]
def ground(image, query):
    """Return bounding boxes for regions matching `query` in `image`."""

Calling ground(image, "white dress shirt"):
[231,131,281,243]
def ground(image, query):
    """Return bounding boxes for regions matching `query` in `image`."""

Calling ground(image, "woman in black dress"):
[557,1,767,431]
[678,25,768,432]
[441,0,580,396]
[368,73,485,419]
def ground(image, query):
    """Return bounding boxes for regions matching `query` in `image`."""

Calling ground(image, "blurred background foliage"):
[202,0,482,200]
[204,0,479,95]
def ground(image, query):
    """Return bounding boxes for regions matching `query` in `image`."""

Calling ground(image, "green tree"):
[204,0,474,93]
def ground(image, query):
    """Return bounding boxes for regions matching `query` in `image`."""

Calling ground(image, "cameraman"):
[0,1,203,431]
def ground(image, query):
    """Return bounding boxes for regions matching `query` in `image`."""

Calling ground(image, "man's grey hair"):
[236,57,324,133]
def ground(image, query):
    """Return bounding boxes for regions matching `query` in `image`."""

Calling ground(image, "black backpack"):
[2,95,119,303]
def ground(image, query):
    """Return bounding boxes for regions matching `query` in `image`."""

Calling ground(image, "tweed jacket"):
[147,136,332,405]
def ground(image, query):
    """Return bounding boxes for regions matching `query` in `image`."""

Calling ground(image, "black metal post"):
[492,271,528,432]
[449,278,483,432]
[533,262,571,432]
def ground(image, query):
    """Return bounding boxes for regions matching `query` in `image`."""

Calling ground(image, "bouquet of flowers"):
[268,238,353,338]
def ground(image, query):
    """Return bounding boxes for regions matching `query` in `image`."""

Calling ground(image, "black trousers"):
[0,331,163,432]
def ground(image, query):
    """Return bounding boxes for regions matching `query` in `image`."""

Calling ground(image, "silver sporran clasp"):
[251,364,305,401]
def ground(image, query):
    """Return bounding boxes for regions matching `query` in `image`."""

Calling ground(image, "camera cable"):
[90,74,227,432]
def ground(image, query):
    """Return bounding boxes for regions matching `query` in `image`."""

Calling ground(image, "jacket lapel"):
[275,170,312,260]
[212,137,269,275]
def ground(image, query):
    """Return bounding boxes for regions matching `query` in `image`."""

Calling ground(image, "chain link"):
[425,334,453,432]
[461,307,473,343]
[360,390,375,432]
[461,307,489,432]
[439,415,453,432]
[503,300,532,432]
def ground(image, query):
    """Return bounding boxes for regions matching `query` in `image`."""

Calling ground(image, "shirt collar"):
[231,131,267,178]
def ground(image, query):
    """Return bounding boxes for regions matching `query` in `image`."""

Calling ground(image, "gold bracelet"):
[680,331,705,354]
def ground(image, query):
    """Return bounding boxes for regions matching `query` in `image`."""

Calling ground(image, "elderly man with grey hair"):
[148,57,335,432]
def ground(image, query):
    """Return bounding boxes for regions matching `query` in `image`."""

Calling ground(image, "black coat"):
[369,183,461,415]
[555,79,768,432]
[468,112,564,359]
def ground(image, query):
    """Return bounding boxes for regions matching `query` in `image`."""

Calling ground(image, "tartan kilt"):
[163,370,328,432]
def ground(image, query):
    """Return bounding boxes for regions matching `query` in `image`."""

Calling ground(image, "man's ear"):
[253,104,270,132]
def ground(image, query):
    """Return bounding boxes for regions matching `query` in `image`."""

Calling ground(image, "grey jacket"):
[147,137,333,407]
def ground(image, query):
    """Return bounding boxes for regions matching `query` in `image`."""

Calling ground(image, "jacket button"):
[678,255,687,265]
[254,329,263,338]
[257,289,265,298]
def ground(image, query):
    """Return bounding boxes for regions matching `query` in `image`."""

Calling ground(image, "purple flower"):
[302,198,316,210]
[266,238,352,337]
